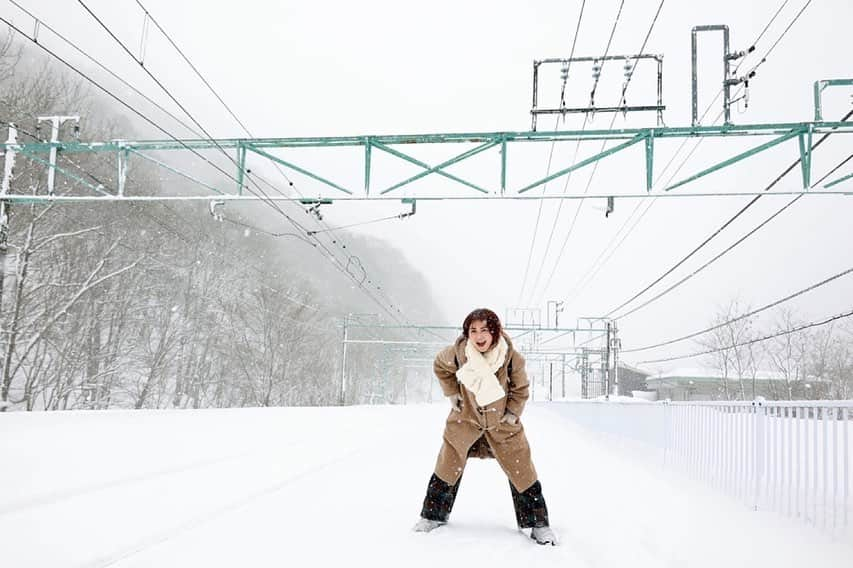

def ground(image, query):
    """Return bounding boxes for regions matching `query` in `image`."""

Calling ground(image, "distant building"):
[617,362,652,397]
[643,366,829,401]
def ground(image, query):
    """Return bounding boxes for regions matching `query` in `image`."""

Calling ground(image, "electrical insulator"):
[560,61,569,82]
[592,61,601,80]
[623,59,633,80]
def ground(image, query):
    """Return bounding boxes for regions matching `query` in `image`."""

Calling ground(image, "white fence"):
[556,399,852,538]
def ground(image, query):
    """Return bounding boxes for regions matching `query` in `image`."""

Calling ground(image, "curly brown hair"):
[462,308,502,346]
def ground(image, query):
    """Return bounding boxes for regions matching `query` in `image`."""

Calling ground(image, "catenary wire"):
[515,0,587,305]
[5,0,203,138]
[521,0,633,304]
[0,15,405,322]
[73,0,407,319]
[528,0,665,305]
[611,149,853,320]
[544,0,810,308]
[1,120,321,309]
[637,307,853,365]
[37,2,407,321]
[605,107,852,319]
[624,264,853,353]
[126,0,413,320]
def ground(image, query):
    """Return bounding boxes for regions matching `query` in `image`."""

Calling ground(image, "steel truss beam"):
[2,121,851,203]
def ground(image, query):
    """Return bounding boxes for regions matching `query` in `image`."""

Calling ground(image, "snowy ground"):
[1,403,850,568]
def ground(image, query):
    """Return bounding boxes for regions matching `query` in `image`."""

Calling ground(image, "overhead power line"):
[1,119,321,310]
[637,307,853,365]
[521,0,635,305]
[133,0,254,137]
[587,0,627,105]
[752,0,791,47]
[555,0,812,309]
[558,0,587,110]
[219,216,318,246]
[611,149,853,321]
[0,16,278,210]
[0,14,406,323]
[516,0,587,306]
[48,1,406,321]
[750,0,813,74]
[73,0,402,318]
[564,100,729,307]
[533,0,666,306]
[126,0,411,321]
[306,212,415,236]
[605,107,853,319]
[6,0,203,137]
[625,265,853,353]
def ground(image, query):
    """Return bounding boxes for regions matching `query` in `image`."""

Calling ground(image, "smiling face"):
[468,319,493,353]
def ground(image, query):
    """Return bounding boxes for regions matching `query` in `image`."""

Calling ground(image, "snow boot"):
[420,473,461,523]
[530,526,557,546]
[412,517,446,533]
[510,480,550,529]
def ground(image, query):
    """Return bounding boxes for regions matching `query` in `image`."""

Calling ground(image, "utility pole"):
[604,321,612,400]
[548,361,553,402]
[339,312,379,406]
[0,123,17,316]
[36,115,79,195]
[546,300,564,328]
[339,314,349,406]
[611,320,621,397]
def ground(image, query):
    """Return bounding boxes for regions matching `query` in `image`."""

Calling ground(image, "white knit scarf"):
[455,336,508,406]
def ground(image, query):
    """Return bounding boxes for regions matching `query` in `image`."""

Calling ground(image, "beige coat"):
[432,333,538,492]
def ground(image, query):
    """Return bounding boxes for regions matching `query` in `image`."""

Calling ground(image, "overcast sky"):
[4,0,852,373]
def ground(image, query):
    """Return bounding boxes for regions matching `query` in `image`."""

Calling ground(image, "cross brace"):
[1,121,850,202]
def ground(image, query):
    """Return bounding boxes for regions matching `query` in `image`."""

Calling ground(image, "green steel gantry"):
[338,318,614,404]
[2,114,853,205]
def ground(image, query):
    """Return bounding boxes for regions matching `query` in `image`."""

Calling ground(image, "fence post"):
[663,399,672,469]
[752,397,766,511]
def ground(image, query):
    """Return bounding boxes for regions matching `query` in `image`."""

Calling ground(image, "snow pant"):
[419,473,550,529]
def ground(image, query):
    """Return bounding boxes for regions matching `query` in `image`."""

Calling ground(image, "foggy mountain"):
[0,39,445,411]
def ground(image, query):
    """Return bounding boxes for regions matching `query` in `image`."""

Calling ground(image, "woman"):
[412,308,557,545]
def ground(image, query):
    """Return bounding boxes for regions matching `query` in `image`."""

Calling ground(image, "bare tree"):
[763,308,810,400]
[0,26,20,86]
[0,40,446,412]
[699,299,757,400]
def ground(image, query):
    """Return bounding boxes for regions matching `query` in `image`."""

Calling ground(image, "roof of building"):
[617,362,653,377]
[645,366,823,383]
